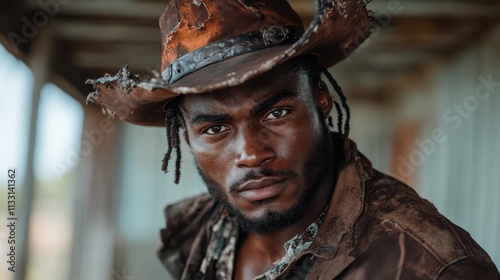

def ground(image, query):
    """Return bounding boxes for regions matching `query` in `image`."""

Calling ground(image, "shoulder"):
[158,193,220,278]
[356,170,499,279]
[438,256,500,279]
[160,192,218,243]
[163,192,216,228]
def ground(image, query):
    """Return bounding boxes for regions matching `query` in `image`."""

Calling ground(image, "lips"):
[237,176,287,202]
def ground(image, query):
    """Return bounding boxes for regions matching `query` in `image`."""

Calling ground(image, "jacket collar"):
[306,134,374,265]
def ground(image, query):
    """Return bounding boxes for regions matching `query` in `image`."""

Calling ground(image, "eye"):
[264,108,290,121]
[203,125,229,135]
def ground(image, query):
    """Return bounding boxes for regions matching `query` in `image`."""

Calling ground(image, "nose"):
[234,126,276,168]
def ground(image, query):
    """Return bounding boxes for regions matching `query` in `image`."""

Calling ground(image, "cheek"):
[274,111,322,162]
[189,137,233,182]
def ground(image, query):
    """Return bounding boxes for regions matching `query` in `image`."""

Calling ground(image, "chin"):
[231,194,307,234]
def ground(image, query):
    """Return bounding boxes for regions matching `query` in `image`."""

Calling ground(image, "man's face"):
[179,58,333,234]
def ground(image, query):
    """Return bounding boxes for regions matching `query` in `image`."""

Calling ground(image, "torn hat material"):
[86,0,372,126]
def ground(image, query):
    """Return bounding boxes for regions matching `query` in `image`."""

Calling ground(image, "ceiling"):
[1,0,499,102]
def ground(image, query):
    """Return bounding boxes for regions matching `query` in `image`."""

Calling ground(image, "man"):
[87,0,500,279]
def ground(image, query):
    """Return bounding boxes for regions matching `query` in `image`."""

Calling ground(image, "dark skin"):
[179,59,335,280]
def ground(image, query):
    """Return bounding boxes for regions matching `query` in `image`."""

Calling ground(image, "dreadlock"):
[297,56,351,136]
[161,56,352,184]
[319,65,351,138]
[161,98,182,184]
[333,101,343,134]
[318,64,352,161]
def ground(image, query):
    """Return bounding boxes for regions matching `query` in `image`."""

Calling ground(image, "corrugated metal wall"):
[419,27,500,265]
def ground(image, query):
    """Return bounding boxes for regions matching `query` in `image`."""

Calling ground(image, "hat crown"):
[159,0,304,73]
[87,0,372,126]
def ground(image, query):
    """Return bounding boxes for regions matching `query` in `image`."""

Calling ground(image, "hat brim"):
[86,0,372,126]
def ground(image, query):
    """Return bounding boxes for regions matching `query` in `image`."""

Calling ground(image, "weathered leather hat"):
[86,0,372,126]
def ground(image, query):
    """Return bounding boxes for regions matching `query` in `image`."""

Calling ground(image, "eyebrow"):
[190,113,231,125]
[251,91,298,115]
[188,91,297,125]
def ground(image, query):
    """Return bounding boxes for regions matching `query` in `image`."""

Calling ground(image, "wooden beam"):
[289,0,500,19]
[48,72,86,105]
[27,0,166,20]
[72,50,160,70]
[53,22,159,42]
[362,21,499,100]
[368,1,500,18]
[69,106,120,280]
[16,26,52,280]
[0,34,28,61]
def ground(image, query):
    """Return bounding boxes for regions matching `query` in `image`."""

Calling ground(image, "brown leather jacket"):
[158,140,499,279]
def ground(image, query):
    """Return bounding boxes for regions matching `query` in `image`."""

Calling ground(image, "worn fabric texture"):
[157,134,500,279]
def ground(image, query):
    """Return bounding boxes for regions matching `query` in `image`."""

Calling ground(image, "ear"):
[316,80,333,117]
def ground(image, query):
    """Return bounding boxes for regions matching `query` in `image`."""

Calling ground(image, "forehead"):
[180,59,312,115]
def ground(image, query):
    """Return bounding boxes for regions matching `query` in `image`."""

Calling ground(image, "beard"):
[196,124,334,235]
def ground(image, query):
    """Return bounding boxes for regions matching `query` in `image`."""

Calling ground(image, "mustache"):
[229,168,298,193]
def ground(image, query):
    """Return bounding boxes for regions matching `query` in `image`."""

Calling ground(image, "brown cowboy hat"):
[86,0,372,126]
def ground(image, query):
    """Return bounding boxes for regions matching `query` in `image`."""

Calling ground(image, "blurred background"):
[0,0,499,279]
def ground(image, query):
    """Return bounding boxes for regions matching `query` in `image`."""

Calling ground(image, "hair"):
[161,55,351,184]
[161,98,182,184]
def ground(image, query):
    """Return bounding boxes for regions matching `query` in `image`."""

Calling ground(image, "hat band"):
[162,25,304,84]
